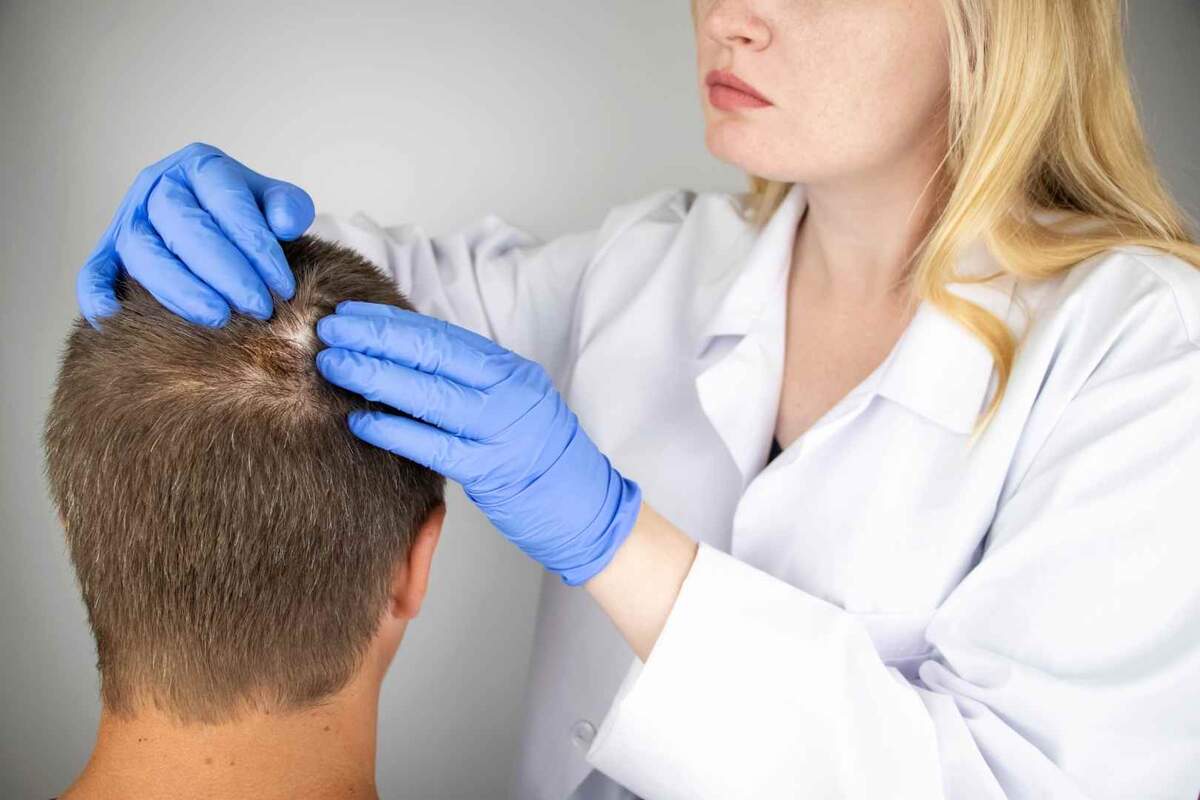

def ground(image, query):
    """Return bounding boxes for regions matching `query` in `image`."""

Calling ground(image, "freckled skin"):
[695,0,950,185]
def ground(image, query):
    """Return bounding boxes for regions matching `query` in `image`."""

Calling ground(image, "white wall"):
[1,2,1196,798]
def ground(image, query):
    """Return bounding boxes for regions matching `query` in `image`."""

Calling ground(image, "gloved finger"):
[115,219,232,327]
[238,166,315,241]
[347,409,476,483]
[316,312,513,389]
[316,347,494,437]
[155,142,312,242]
[148,174,273,319]
[333,301,509,355]
[180,154,297,299]
[77,247,123,329]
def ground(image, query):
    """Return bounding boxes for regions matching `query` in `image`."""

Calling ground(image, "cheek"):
[755,3,950,178]
[796,10,945,158]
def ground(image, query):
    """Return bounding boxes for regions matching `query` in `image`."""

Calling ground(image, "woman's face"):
[695,0,952,186]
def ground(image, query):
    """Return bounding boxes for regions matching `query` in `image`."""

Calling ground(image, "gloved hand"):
[315,301,643,586]
[77,142,315,328]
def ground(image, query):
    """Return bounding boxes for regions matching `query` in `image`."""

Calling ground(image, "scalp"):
[70,236,404,422]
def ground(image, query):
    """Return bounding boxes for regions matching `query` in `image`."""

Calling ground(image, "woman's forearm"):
[585,501,699,661]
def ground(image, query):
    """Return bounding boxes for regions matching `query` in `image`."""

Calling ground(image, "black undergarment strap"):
[767,436,783,463]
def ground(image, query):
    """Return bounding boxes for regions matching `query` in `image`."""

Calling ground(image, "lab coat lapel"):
[874,238,1019,434]
[691,182,1018,489]
[692,183,807,486]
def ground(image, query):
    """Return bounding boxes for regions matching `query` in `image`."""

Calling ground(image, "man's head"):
[43,235,446,724]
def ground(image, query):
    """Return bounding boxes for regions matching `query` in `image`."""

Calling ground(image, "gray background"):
[1,1,1196,797]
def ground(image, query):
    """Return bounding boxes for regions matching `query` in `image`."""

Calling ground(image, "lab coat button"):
[570,719,597,749]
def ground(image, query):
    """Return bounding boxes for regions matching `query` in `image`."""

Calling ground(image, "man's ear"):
[390,503,446,620]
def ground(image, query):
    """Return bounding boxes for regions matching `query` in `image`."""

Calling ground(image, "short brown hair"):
[43,235,445,723]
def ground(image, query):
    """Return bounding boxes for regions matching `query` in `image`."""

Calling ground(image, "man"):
[43,236,446,800]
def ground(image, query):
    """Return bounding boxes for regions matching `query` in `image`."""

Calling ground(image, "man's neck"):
[61,682,381,800]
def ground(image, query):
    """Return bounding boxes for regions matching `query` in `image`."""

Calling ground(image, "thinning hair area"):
[43,236,445,724]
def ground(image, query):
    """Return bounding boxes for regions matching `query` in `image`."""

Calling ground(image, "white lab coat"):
[311,181,1200,800]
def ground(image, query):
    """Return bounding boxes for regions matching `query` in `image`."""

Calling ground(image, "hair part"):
[43,236,445,723]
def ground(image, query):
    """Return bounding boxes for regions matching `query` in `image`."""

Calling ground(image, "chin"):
[707,121,882,186]
[704,120,760,171]
[704,126,797,183]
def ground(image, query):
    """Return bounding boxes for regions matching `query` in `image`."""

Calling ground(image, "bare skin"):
[60,684,382,800]
[777,141,946,444]
[58,506,445,800]
[588,0,952,660]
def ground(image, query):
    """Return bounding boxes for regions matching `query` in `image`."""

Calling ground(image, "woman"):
[75,1,1200,797]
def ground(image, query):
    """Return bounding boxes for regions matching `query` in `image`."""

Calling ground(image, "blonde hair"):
[698,0,1200,443]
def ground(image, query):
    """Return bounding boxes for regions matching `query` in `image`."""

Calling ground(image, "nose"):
[701,0,770,51]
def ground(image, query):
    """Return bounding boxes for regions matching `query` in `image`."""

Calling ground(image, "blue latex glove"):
[77,142,315,328]
[315,301,643,586]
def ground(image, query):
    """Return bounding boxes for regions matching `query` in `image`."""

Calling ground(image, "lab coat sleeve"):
[586,301,1200,798]
[308,210,601,384]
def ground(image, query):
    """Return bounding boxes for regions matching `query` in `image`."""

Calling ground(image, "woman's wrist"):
[585,501,699,661]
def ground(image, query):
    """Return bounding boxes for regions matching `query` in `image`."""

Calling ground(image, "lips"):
[705,69,771,104]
